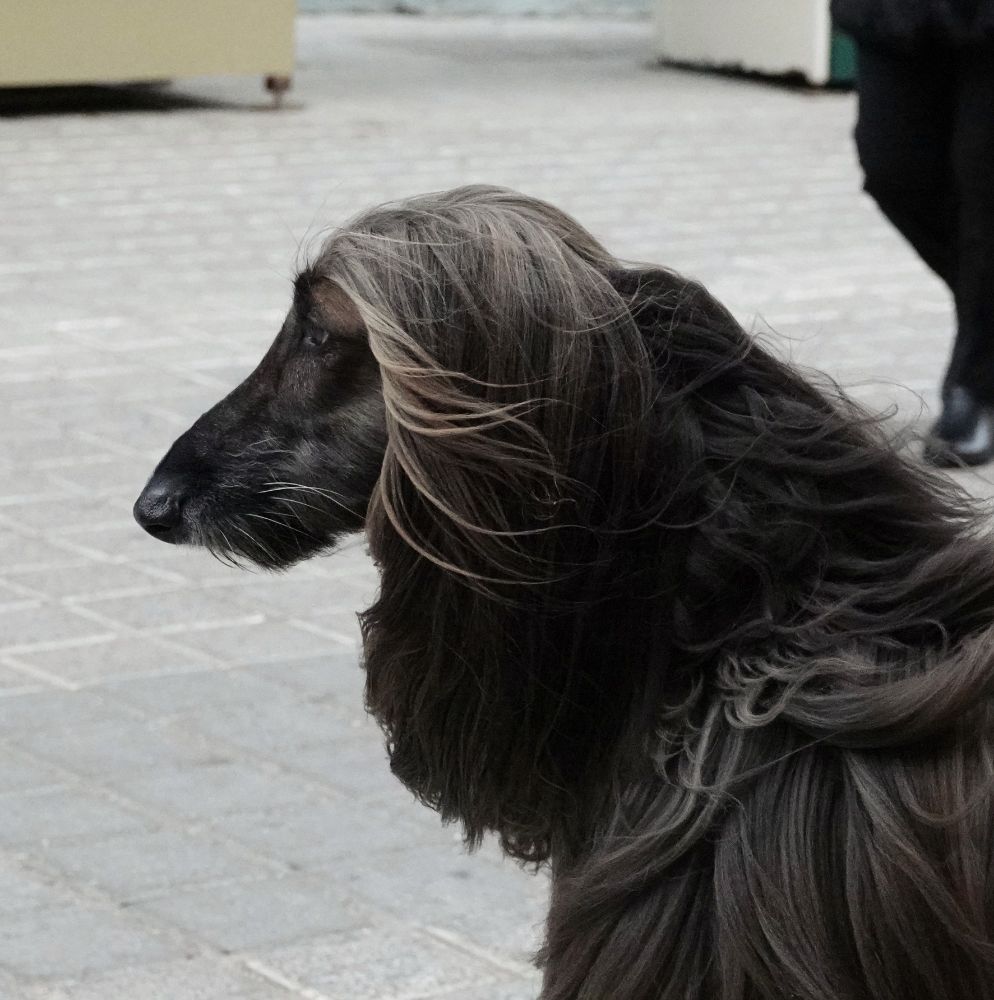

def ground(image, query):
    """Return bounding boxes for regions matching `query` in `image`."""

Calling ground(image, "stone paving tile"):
[0,435,117,474]
[3,10,989,999]
[433,981,544,1000]
[5,561,181,602]
[291,608,364,645]
[136,874,370,952]
[0,861,76,918]
[115,759,321,821]
[160,618,353,664]
[13,716,219,779]
[0,664,46,694]
[267,731,405,804]
[0,903,181,979]
[0,603,113,653]
[220,576,365,631]
[69,587,262,634]
[242,651,368,704]
[424,972,541,1000]
[25,958,291,1000]
[338,842,549,963]
[0,787,151,848]
[159,683,363,751]
[209,796,442,870]
[255,925,524,1000]
[0,754,64,796]
[0,494,131,535]
[99,665,297,716]
[41,523,197,564]
[37,827,274,900]
[0,583,39,612]
[0,531,90,573]
[0,689,136,736]
[0,470,80,506]
[3,633,216,687]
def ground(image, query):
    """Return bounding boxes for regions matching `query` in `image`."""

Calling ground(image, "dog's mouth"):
[134,471,361,570]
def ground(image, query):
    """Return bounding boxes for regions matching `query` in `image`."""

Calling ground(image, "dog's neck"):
[360,542,674,866]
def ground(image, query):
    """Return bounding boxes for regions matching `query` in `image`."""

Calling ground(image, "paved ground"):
[1,14,992,1000]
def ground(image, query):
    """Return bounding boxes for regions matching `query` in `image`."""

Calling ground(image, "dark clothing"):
[832,0,994,49]
[854,43,994,399]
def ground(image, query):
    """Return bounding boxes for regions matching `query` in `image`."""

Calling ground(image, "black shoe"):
[924,386,994,468]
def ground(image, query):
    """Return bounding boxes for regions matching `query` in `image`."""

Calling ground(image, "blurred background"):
[0,2,987,999]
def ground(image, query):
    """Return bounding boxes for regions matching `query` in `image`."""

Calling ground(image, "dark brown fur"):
[137,186,994,1000]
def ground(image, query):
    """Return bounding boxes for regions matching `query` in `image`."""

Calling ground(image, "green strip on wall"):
[830,30,857,84]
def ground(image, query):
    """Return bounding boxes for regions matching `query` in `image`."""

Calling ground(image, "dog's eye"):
[301,325,330,350]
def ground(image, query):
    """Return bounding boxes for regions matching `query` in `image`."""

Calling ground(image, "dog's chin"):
[188,510,351,572]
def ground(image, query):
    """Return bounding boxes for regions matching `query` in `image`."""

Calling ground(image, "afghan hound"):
[135,185,994,1000]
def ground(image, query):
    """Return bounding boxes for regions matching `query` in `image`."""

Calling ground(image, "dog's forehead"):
[293,271,365,339]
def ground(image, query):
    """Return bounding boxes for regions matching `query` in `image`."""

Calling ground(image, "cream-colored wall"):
[1,0,295,86]
[654,0,832,85]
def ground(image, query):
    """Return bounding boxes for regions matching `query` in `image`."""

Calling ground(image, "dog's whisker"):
[261,482,362,518]
[209,527,243,568]
[272,496,326,515]
[230,522,281,566]
[243,511,312,540]
[262,481,352,501]
[273,494,360,520]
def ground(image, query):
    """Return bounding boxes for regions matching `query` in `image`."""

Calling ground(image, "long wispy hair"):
[310,186,994,999]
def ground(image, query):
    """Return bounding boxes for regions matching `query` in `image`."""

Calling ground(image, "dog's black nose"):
[133,474,190,543]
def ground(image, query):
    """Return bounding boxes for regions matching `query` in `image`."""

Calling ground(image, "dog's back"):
[534,271,994,1000]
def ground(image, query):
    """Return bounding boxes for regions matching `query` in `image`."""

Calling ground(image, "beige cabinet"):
[1,1,295,92]
[655,0,840,86]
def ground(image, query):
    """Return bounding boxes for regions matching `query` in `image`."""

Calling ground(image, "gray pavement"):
[1,14,991,1000]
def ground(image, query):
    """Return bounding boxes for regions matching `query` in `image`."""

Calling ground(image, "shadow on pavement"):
[0,83,292,118]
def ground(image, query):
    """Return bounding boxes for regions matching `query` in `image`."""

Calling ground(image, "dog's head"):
[133,273,387,568]
[135,184,659,578]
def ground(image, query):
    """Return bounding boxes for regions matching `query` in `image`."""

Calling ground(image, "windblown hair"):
[311,186,994,1000]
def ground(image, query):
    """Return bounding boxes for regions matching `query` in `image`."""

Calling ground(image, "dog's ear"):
[306,276,367,340]
[363,271,658,593]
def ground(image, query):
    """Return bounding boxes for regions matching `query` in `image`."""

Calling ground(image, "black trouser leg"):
[854,44,959,289]
[945,51,994,402]
[855,43,994,406]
